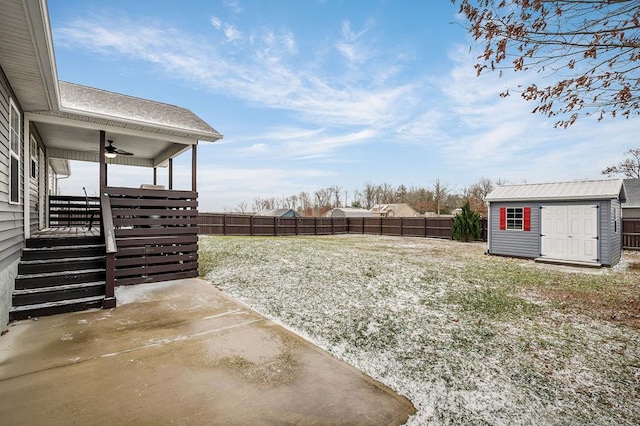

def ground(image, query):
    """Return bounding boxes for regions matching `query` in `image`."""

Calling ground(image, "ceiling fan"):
[104,140,134,158]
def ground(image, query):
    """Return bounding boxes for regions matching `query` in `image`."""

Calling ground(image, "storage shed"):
[485,179,626,266]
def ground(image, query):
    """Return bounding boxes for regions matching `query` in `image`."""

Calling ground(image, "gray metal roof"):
[330,208,374,218]
[56,82,222,141]
[623,179,640,208]
[485,179,626,202]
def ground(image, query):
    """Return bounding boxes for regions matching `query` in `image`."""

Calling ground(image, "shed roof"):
[623,179,640,208]
[485,179,626,202]
[330,208,374,218]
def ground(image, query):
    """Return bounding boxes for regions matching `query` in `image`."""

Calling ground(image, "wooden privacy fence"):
[198,213,488,241]
[106,187,199,286]
[623,218,640,250]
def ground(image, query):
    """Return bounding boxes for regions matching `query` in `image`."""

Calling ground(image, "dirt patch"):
[540,288,640,329]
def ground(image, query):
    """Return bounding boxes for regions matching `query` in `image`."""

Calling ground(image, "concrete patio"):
[0,278,415,425]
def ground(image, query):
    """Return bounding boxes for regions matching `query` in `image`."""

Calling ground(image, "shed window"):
[507,207,523,230]
[499,207,531,231]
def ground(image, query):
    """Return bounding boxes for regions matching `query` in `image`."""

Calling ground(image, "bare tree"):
[601,148,640,179]
[432,179,450,215]
[362,181,377,209]
[454,0,640,127]
[377,183,395,204]
[330,185,343,208]
[464,177,494,215]
[236,201,248,214]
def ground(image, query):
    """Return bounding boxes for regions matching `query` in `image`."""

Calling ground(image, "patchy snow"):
[201,235,640,425]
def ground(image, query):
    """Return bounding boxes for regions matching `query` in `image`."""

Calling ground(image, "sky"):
[47,0,639,212]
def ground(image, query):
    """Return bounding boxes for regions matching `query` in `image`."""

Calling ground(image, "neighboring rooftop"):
[623,179,640,208]
[485,179,626,202]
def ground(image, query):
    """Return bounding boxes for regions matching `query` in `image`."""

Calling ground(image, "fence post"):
[274,216,277,236]
[295,216,299,235]
[250,215,254,236]
[400,217,404,237]
[380,218,383,235]
[314,217,317,234]
[424,217,428,238]
[331,217,335,235]
[223,214,227,236]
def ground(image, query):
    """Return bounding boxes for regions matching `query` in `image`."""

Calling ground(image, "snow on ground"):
[200,234,640,425]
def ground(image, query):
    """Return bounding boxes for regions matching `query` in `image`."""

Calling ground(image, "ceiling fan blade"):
[115,148,134,156]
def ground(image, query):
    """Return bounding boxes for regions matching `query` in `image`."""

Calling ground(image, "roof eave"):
[24,0,60,110]
[57,106,223,143]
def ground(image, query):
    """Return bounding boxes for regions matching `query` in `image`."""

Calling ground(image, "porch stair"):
[10,235,107,321]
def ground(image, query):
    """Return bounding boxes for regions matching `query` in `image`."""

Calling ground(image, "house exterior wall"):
[488,200,619,265]
[0,69,26,327]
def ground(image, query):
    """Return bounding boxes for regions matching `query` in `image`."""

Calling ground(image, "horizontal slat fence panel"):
[49,195,100,228]
[198,214,469,241]
[197,214,640,249]
[107,186,199,286]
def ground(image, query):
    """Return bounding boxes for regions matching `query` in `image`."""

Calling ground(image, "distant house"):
[622,179,640,218]
[370,204,420,218]
[329,208,373,218]
[485,179,625,266]
[255,209,300,218]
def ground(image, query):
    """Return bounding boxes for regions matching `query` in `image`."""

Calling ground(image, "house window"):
[30,137,38,180]
[506,207,523,230]
[9,99,20,204]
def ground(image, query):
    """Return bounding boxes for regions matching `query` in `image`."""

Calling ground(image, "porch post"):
[191,144,197,192]
[99,130,106,191]
[169,158,173,190]
[153,167,157,185]
[23,117,30,239]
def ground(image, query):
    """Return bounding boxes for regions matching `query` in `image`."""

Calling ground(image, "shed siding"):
[489,202,540,258]
[489,199,620,265]
[0,70,25,326]
[609,199,622,266]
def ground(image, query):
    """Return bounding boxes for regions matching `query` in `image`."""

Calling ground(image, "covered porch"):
[11,81,222,320]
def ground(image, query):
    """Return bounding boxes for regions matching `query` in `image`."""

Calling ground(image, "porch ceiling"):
[30,119,184,168]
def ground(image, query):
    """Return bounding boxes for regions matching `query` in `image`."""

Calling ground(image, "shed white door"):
[541,205,598,262]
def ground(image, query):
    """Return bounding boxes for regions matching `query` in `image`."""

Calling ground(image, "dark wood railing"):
[106,186,199,286]
[49,195,100,228]
[100,193,117,308]
[623,218,640,250]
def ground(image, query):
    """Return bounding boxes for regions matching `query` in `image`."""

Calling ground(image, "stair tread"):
[23,244,105,251]
[17,268,106,279]
[13,281,106,295]
[10,295,104,312]
[20,256,106,265]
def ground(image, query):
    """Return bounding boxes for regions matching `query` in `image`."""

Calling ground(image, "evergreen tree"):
[452,201,481,242]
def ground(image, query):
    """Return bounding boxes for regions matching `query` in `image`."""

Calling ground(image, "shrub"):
[452,201,482,242]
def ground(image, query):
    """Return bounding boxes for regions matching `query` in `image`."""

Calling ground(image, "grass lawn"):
[199,234,640,425]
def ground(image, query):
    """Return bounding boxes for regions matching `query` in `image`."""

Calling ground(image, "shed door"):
[541,205,598,262]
